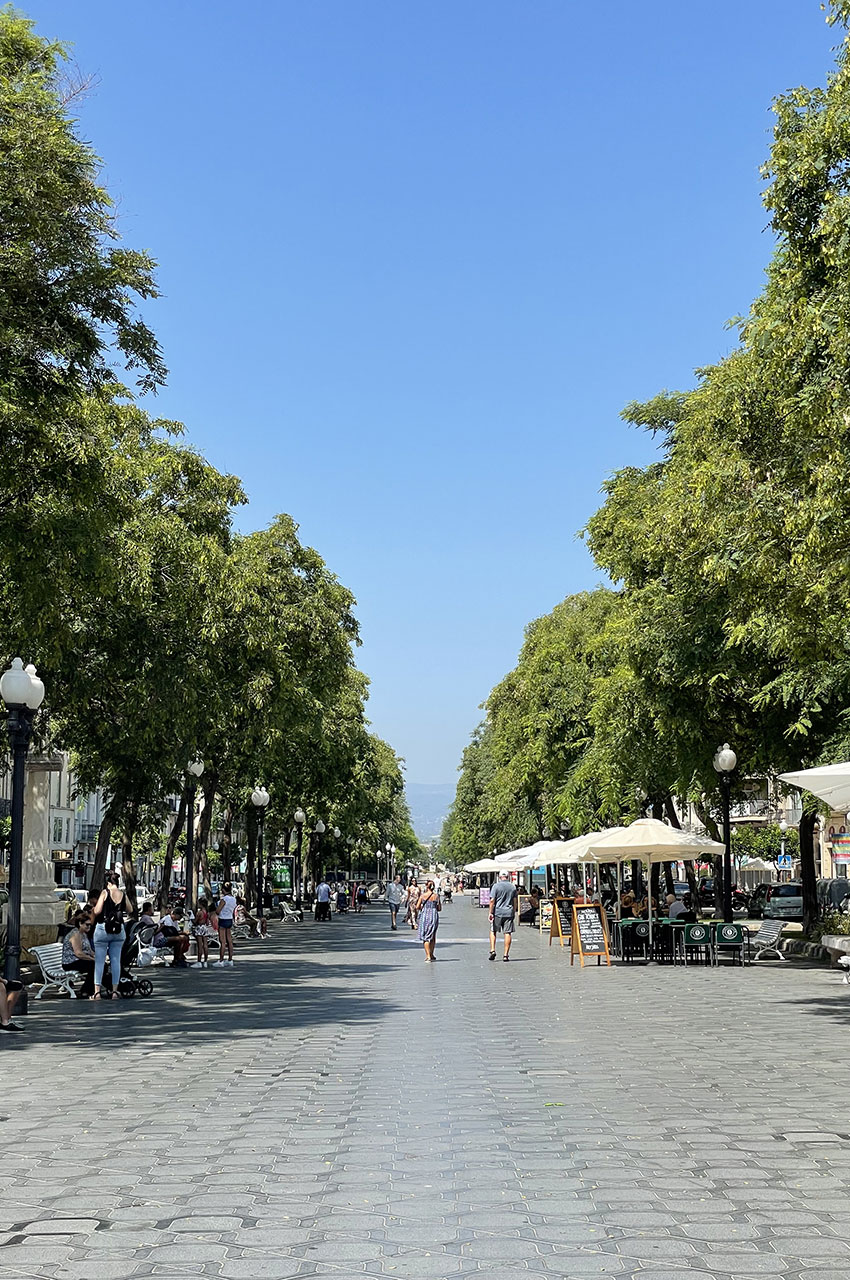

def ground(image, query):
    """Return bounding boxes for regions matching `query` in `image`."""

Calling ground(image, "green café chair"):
[713,921,747,966]
[682,921,712,966]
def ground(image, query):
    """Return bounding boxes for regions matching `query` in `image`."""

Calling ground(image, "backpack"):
[102,890,125,934]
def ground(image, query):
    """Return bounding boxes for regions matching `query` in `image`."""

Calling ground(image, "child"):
[193,897,215,968]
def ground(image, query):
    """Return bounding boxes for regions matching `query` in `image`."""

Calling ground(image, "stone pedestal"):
[20,756,64,953]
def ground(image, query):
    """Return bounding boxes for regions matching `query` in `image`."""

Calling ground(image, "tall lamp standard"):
[1,659,45,984]
[347,834,355,880]
[713,742,738,923]
[294,808,306,907]
[185,757,204,910]
[251,787,270,918]
[313,820,325,883]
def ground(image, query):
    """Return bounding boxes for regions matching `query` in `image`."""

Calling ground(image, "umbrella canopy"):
[493,849,542,869]
[780,763,850,813]
[740,857,772,872]
[585,817,724,862]
[463,858,504,873]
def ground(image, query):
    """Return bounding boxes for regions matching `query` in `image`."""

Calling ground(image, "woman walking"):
[405,878,420,930]
[417,880,441,962]
[91,872,127,999]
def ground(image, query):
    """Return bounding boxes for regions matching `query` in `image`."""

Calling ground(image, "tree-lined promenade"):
[443,0,850,931]
[0,12,420,909]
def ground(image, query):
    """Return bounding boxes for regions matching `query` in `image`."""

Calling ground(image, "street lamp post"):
[313,819,325,884]
[185,757,204,912]
[1,659,45,984]
[713,742,738,924]
[251,786,270,918]
[294,807,306,907]
[347,834,355,880]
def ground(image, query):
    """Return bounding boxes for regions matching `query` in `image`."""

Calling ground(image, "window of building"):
[52,816,63,844]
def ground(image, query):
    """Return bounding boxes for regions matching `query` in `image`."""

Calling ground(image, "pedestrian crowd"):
[56,875,246,1002]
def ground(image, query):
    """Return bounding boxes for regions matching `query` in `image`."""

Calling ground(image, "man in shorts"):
[488,870,518,962]
[386,875,404,930]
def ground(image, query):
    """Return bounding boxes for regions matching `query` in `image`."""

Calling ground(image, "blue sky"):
[26,0,837,783]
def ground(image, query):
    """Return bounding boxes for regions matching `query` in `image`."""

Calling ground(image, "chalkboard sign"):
[478,886,491,908]
[752,919,786,961]
[548,897,573,948]
[571,903,611,967]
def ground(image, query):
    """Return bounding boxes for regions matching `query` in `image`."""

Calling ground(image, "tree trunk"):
[194,773,217,903]
[221,801,234,882]
[631,860,643,897]
[121,802,139,915]
[650,862,661,908]
[694,798,722,843]
[157,786,189,913]
[91,793,122,892]
[800,808,819,934]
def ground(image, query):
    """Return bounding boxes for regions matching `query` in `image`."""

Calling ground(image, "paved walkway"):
[1,900,850,1279]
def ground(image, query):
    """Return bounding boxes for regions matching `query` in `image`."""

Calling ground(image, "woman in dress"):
[405,878,420,930]
[417,880,441,962]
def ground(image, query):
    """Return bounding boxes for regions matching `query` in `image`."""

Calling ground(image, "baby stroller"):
[115,920,155,997]
[336,886,349,913]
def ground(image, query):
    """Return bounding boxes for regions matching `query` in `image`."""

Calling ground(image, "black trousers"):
[63,958,109,996]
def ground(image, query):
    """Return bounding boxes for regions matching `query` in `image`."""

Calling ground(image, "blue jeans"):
[93,923,125,989]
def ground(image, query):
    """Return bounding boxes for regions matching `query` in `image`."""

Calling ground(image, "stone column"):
[20,755,64,952]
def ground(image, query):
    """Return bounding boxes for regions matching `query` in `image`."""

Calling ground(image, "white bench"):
[821,934,850,975]
[30,942,83,999]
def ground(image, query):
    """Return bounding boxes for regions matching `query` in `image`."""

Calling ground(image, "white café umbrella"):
[463,858,504,873]
[780,763,850,812]
[584,818,724,955]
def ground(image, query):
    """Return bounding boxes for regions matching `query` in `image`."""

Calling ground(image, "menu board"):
[548,897,573,948]
[570,903,611,967]
[478,886,491,908]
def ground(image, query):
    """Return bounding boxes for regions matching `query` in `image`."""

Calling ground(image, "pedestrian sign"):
[777,852,792,869]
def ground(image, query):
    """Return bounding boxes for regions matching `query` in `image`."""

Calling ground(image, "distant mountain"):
[406,782,455,843]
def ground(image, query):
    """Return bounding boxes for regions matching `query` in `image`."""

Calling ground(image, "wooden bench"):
[30,942,83,999]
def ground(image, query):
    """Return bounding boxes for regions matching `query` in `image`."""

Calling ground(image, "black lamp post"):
[252,786,270,917]
[294,807,305,907]
[185,757,204,911]
[713,742,737,923]
[1,659,45,984]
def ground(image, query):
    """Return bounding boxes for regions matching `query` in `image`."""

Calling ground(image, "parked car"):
[53,888,88,908]
[748,882,773,918]
[765,881,803,922]
[817,877,850,914]
[671,881,690,900]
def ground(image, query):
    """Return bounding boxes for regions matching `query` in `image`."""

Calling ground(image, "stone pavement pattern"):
[1,901,850,1279]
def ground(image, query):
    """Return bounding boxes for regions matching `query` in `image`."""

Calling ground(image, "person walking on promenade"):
[387,875,404,930]
[91,871,127,998]
[405,878,420,930]
[315,877,331,921]
[417,880,441,962]
[216,882,237,966]
[489,870,518,962]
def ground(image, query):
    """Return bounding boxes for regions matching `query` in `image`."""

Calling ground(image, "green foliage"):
[732,823,799,865]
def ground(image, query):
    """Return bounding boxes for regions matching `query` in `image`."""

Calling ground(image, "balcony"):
[730,797,772,820]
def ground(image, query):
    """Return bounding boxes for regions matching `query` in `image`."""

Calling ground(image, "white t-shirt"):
[219,894,237,921]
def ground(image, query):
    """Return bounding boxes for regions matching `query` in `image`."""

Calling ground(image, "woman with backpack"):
[91,871,127,999]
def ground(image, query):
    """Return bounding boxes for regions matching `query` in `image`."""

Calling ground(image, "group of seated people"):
[619,890,696,921]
